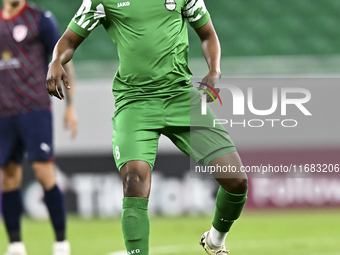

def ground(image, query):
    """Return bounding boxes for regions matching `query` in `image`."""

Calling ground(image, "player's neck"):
[2,1,26,19]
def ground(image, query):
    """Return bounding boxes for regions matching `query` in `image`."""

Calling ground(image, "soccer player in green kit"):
[46,0,248,254]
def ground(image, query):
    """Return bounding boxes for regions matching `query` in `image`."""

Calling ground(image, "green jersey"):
[68,0,210,107]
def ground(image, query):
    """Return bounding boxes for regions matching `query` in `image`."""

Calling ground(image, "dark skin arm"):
[194,18,221,102]
[48,21,220,100]
[46,29,85,100]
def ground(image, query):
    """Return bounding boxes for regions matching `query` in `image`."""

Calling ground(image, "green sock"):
[212,186,248,232]
[121,197,150,255]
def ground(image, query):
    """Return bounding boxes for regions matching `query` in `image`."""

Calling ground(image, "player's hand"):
[64,105,78,139]
[46,60,70,100]
[199,71,221,103]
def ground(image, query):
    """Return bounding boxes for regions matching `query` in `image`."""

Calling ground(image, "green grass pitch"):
[1,208,339,255]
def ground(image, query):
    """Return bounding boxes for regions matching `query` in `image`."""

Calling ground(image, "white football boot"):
[3,242,27,255]
[199,231,230,255]
[53,241,71,255]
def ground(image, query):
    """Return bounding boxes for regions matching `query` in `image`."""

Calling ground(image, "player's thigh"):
[17,110,54,162]
[191,126,236,166]
[163,88,236,166]
[112,102,163,171]
[0,115,25,166]
[165,126,236,165]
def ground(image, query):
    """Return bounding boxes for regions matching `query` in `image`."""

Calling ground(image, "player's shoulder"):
[26,2,56,20]
[183,0,207,8]
[26,2,44,15]
[92,0,105,5]
[78,0,104,7]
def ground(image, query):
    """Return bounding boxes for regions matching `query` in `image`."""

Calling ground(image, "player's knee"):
[225,177,248,194]
[125,171,142,185]
[121,161,151,197]
[233,177,248,194]
[32,162,56,190]
[1,162,22,190]
[123,171,150,198]
[34,173,55,190]
[124,172,144,193]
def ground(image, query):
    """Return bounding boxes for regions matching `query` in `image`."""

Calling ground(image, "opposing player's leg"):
[19,110,70,255]
[0,115,27,255]
[1,162,27,255]
[32,161,70,255]
[112,99,163,255]
[120,161,152,255]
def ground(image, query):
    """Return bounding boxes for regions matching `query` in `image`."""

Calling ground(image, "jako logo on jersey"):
[117,1,130,7]
[164,0,176,11]
[197,82,222,115]
[13,25,28,42]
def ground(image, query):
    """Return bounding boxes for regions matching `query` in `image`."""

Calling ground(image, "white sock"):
[209,226,228,247]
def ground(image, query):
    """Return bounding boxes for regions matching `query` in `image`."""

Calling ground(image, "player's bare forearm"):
[63,61,75,106]
[195,19,221,79]
[47,29,84,100]
[195,19,221,101]
[51,29,84,65]
[62,60,78,139]
[62,64,78,139]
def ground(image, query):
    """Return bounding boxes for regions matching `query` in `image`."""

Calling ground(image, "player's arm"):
[40,11,79,137]
[47,0,104,99]
[63,61,78,139]
[46,29,84,100]
[194,18,221,101]
[195,19,221,79]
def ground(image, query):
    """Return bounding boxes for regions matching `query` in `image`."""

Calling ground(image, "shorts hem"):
[117,159,154,171]
[200,147,237,166]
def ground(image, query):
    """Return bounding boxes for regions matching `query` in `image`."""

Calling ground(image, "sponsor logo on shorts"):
[40,143,51,153]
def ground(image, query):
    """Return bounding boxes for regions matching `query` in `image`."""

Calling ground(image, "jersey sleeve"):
[183,0,210,29]
[39,11,60,55]
[68,0,106,38]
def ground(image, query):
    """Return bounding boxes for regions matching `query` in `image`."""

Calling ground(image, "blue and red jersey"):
[0,2,60,118]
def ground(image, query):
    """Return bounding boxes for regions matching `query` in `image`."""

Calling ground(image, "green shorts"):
[112,86,236,170]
